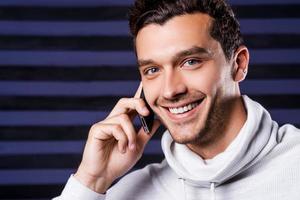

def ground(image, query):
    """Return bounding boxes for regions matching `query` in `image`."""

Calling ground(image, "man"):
[55,0,300,199]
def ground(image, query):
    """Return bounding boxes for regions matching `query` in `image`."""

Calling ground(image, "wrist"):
[74,170,112,194]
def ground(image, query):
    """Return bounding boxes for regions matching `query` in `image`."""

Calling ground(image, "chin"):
[165,121,206,144]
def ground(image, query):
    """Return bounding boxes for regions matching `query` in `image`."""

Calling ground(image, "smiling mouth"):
[168,99,204,115]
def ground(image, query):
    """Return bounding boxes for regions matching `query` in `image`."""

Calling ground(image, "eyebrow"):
[137,46,213,68]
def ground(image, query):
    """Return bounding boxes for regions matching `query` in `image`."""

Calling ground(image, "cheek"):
[183,65,221,95]
[141,79,161,106]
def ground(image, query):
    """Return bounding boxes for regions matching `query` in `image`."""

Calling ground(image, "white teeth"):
[169,102,199,114]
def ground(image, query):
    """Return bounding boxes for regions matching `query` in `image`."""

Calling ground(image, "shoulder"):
[278,124,300,146]
[266,124,300,164]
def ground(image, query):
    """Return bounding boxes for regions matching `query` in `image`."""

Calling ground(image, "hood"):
[161,95,280,187]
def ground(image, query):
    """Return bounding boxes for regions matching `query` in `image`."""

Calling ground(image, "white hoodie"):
[55,96,300,200]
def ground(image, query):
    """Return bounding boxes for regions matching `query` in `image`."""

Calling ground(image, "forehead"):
[135,13,218,60]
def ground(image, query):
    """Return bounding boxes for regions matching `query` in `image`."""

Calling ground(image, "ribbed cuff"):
[59,174,106,200]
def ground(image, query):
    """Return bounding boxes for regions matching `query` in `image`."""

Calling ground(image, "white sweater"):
[55,96,300,200]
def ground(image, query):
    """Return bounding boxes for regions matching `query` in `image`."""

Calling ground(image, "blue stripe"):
[0,21,129,36]
[0,111,146,126]
[240,19,300,34]
[0,49,299,66]
[1,80,300,96]
[0,51,136,66]
[270,109,300,125]
[0,169,74,185]
[0,20,299,36]
[0,109,299,126]
[249,49,300,64]
[241,80,300,95]
[0,0,298,6]
[0,81,139,96]
[0,140,162,155]
[0,111,108,126]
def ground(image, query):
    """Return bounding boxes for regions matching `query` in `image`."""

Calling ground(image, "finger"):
[107,97,149,119]
[89,123,128,153]
[134,82,143,98]
[111,114,138,151]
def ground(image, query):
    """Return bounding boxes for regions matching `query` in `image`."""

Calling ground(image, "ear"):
[232,46,249,82]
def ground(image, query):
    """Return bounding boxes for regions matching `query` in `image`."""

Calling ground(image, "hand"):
[74,83,160,193]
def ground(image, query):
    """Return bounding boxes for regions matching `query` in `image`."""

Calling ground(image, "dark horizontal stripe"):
[0,125,165,141]
[0,0,133,7]
[0,123,298,141]
[229,0,300,5]
[0,184,64,199]
[0,5,299,21]
[0,0,299,7]
[0,154,164,169]
[0,126,90,140]
[244,34,300,49]
[1,80,300,97]
[0,95,299,111]
[0,64,299,81]
[248,95,300,109]
[0,34,299,51]
[232,5,300,18]
[247,64,300,79]
[0,50,299,66]
[1,20,300,37]
[0,36,132,51]
[0,6,129,21]
[0,66,140,81]
[0,96,119,110]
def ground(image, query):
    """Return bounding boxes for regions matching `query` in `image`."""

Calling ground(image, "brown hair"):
[128,0,243,60]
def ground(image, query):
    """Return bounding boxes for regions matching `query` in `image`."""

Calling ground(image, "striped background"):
[0,0,299,199]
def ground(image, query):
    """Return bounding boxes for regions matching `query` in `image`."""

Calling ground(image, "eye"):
[182,58,201,68]
[144,67,159,75]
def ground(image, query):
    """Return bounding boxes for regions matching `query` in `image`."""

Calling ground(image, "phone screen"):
[139,89,155,134]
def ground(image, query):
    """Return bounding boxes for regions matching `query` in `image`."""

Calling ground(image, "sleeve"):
[52,175,106,200]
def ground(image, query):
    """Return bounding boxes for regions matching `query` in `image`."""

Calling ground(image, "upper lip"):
[161,97,205,109]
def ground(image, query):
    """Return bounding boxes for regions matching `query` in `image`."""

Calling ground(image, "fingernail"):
[142,107,148,114]
[129,143,135,151]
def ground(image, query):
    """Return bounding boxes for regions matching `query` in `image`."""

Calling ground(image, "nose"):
[161,69,187,100]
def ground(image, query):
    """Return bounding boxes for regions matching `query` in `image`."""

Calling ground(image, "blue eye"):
[182,58,202,69]
[186,59,199,66]
[144,67,159,75]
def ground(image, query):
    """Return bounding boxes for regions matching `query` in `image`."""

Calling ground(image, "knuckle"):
[112,124,123,133]
[117,97,129,105]
[90,123,100,133]
[119,113,130,122]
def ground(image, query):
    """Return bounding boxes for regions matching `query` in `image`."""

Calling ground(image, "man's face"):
[136,13,238,145]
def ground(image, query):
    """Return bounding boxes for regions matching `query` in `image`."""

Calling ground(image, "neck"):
[187,95,247,159]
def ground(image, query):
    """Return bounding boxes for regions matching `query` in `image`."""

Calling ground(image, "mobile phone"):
[139,89,155,134]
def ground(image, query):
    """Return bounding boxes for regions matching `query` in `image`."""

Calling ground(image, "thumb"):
[137,119,161,148]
